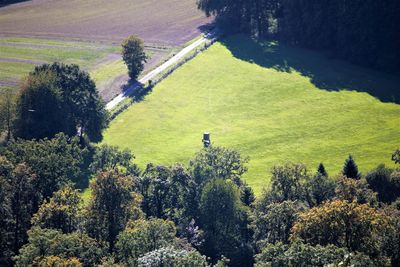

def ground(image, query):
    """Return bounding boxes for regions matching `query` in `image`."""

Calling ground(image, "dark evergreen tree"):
[317,163,328,177]
[343,155,361,179]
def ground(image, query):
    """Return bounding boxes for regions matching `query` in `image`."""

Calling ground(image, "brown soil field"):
[0,0,212,46]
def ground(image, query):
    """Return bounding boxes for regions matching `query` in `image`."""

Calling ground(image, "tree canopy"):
[121,35,147,80]
[14,63,108,142]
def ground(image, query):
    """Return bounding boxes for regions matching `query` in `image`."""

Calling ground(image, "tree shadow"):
[197,22,216,35]
[0,0,30,8]
[122,79,153,103]
[220,35,400,104]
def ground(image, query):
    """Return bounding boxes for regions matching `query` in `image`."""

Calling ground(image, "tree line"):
[197,0,400,73]
[1,135,399,266]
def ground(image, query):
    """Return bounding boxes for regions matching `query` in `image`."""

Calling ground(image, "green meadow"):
[103,35,400,194]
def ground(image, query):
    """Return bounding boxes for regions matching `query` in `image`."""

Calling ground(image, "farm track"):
[106,31,217,110]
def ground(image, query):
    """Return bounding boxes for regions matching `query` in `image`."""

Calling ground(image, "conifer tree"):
[342,155,361,179]
[317,163,328,177]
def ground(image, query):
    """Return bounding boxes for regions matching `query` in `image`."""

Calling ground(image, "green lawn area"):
[103,35,400,194]
[0,37,120,90]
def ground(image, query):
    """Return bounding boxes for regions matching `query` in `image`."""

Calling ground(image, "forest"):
[197,0,400,73]
[1,131,400,266]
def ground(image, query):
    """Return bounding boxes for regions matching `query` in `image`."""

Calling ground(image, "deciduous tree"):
[199,179,253,266]
[253,201,304,245]
[86,169,142,252]
[14,227,104,267]
[89,144,140,176]
[2,133,87,199]
[189,146,249,186]
[121,36,147,80]
[291,200,390,260]
[115,218,176,266]
[14,63,108,142]
[32,184,83,233]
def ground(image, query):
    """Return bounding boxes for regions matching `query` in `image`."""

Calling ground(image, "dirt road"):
[106,32,216,110]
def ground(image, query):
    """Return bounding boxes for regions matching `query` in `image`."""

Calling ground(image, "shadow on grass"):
[123,79,153,102]
[221,35,400,104]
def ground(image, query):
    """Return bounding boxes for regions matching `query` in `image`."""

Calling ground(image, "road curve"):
[106,32,216,110]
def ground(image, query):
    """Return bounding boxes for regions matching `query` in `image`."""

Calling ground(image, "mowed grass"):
[0,37,121,89]
[0,36,174,95]
[104,35,398,193]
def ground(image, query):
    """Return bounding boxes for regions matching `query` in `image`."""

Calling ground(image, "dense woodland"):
[0,132,400,266]
[197,0,400,73]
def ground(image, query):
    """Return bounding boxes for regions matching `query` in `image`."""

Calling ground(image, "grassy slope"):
[103,35,399,193]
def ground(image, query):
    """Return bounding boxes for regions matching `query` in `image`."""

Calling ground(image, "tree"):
[262,163,308,203]
[253,201,304,245]
[342,155,361,179]
[138,163,199,225]
[2,133,87,199]
[240,184,255,206]
[121,35,147,80]
[393,149,400,164]
[189,146,249,186]
[9,164,38,255]
[365,165,400,203]
[14,70,64,141]
[14,63,108,142]
[115,218,176,266]
[89,144,140,176]
[305,172,335,207]
[0,173,12,266]
[31,256,83,267]
[199,179,253,266]
[335,176,378,206]
[137,246,209,267]
[139,164,172,218]
[317,163,328,177]
[32,184,83,233]
[0,89,16,141]
[255,241,349,267]
[14,227,105,267]
[291,200,391,261]
[86,169,142,252]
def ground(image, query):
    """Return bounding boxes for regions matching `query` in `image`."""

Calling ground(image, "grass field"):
[0,36,173,101]
[103,35,400,194]
[0,37,120,91]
